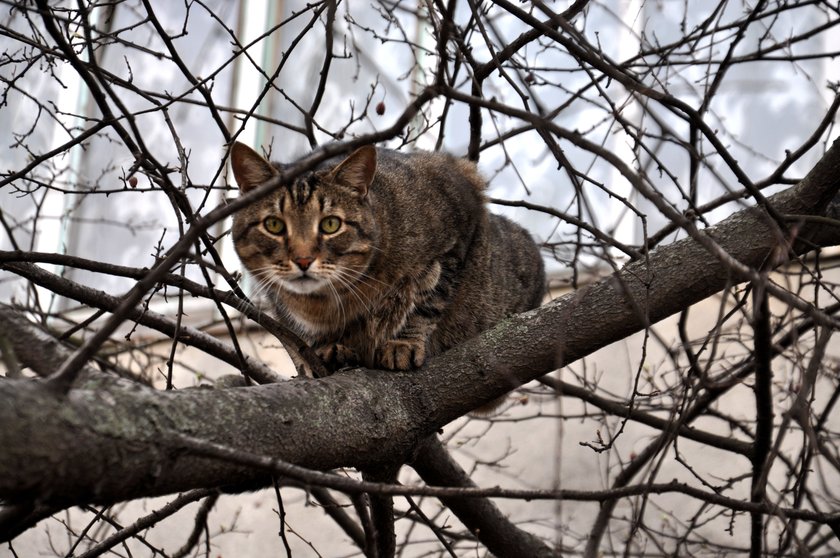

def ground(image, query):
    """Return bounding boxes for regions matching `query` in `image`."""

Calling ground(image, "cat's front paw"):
[377,339,426,370]
[315,343,358,370]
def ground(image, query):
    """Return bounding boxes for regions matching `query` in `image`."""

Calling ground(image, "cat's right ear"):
[230,142,278,193]
[330,145,377,197]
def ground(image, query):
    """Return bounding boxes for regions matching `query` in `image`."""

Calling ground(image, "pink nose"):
[294,256,314,271]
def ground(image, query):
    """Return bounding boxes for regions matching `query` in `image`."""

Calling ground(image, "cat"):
[230,142,544,399]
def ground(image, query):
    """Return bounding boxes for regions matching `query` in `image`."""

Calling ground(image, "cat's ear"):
[230,142,278,192]
[330,145,377,196]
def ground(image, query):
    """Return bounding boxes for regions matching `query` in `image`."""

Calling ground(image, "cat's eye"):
[263,216,286,235]
[319,216,342,234]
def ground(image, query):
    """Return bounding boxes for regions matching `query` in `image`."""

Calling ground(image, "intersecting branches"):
[2,1,840,557]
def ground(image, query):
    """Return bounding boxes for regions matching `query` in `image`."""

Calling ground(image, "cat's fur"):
[230,142,544,385]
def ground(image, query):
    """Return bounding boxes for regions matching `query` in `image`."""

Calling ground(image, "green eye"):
[319,216,342,234]
[263,216,286,235]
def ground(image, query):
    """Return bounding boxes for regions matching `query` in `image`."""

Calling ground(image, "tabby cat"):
[230,142,544,392]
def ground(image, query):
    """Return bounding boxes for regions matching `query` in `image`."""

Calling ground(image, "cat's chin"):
[278,276,329,295]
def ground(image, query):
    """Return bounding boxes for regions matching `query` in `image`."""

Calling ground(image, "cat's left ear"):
[330,145,377,197]
[230,142,278,193]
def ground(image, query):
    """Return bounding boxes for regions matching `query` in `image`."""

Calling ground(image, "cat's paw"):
[315,343,358,369]
[377,339,426,370]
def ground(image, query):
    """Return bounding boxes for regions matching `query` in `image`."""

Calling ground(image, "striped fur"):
[230,142,545,385]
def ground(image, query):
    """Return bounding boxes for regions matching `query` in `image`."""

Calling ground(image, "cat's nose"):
[293,256,314,271]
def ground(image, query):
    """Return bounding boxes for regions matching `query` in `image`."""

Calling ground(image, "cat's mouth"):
[281,273,328,295]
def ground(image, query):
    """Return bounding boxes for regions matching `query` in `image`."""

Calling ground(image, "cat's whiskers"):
[246,276,277,315]
[248,267,282,294]
[340,266,389,288]
[329,267,378,316]
[323,266,371,314]
[245,267,308,335]
[242,267,272,293]
[244,266,295,316]
[322,275,348,338]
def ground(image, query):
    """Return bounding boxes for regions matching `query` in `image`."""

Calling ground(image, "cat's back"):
[373,148,485,193]
[368,147,544,312]
[369,148,486,213]
[363,149,488,266]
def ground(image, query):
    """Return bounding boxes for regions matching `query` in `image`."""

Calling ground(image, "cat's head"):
[229,142,379,297]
